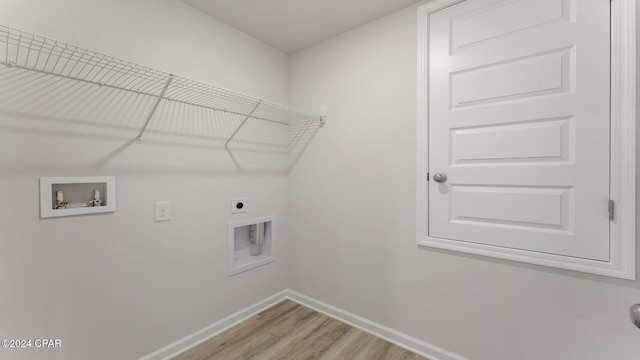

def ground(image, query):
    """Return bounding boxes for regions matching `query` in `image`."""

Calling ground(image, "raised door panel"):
[428,0,610,261]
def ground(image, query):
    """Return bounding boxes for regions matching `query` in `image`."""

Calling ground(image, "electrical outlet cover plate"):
[231,197,247,214]
[155,201,171,222]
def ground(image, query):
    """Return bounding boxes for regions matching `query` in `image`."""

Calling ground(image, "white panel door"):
[428,0,610,260]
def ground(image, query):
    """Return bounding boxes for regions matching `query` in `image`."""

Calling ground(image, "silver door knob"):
[632,304,640,329]
[433,173,447,183]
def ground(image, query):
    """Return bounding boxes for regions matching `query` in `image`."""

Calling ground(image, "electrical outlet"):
[155,201,171,222]
[231,197,247,214]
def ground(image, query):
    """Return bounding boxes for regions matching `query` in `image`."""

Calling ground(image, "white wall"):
[0,1,290,359]
[2,1,640,360]
[288,3,640,360]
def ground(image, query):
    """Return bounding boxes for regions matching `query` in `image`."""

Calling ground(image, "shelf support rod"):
[224,100,262,149]
[136,74,175,143]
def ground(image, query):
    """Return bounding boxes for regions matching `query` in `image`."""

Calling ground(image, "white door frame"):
[416,0,636,279]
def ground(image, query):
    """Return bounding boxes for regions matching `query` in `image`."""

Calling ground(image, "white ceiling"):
[183,0,422,53]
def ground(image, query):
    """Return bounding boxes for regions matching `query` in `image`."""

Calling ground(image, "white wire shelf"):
[0,24,325,148]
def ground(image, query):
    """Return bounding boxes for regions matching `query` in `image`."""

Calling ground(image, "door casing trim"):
[416,0,636,279]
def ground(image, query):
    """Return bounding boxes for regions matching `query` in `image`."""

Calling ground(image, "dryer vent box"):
[227,216,275,276]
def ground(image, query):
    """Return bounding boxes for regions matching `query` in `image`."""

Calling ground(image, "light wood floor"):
[172,300,427,360]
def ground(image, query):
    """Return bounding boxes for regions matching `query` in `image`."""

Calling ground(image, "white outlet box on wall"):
[231,197,247,214]
[155,202,171,222]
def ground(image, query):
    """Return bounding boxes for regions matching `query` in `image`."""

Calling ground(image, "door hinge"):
[427,172,429,181]
[608,199,615,221]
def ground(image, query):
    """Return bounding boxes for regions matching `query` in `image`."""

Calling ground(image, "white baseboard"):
[138,289,468,360]
[285,290,469,360]
[137,290,288,360]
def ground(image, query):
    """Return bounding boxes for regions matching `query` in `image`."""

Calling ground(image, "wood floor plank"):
[316,326,363,359]
[172,300,428,360]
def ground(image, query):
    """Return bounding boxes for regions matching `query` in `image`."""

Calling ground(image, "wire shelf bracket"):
[224,100,262,149]
[136,74,175,144]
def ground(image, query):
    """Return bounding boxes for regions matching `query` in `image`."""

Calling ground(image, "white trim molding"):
[137,289,469,360]
[416,0,636,279]
[286,290,470,360]
[137,291,288,360]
